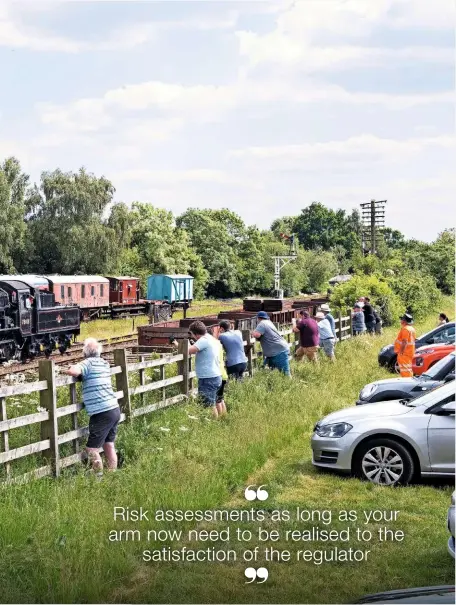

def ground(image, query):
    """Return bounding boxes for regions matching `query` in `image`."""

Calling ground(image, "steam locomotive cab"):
[0,279,80,362]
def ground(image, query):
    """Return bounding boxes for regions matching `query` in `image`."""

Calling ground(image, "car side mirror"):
[433,402,455,416]
[444,373,455,383]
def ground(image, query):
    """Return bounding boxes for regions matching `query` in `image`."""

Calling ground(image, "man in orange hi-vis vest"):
[394,313,416,377]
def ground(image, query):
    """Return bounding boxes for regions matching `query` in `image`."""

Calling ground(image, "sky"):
[0,0,455,242]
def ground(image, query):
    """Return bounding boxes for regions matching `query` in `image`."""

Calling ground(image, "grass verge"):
[0,301,454,604]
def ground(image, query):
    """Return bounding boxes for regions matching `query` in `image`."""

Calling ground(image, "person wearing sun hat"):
[320,303,336,339]
[251,311,291,376]
[394,313,416,377]
[315,311,336,361]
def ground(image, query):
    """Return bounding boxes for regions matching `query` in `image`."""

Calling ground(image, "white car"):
[312,381,455,486]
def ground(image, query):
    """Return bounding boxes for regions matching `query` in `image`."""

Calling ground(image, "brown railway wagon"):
[137,300,327,348]
[178,315,219,328]
[137,326,189,346]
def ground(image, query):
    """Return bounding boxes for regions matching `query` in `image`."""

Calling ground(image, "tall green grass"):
[0,300,453,604]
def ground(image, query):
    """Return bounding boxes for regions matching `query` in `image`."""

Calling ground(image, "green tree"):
[425,229,455,295]
[176,208,244,297]
[293,202,362,255]
[125,203,208,297]
[26,167,118,274]
[0,157,29,272]
[270,216,296,238]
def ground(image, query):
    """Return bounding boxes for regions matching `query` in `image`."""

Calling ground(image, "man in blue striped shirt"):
[65,338,120,475]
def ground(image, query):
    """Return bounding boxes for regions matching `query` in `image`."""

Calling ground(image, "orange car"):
[412,342,456,375]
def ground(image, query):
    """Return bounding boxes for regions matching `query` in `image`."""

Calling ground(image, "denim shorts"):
[321,338,335,357]
[198,376,223,407]
[264,349,291,376]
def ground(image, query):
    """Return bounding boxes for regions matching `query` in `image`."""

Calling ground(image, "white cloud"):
[116,168,262,190]
[37,77,454,143]
[230,134,456,166]
[389,0,456,30]
[0,2,83,52]
[0,2,240,53]
[237,32,454,70]
[236,0,455,69]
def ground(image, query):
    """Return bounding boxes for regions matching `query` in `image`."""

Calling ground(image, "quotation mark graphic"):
[244,485,269,501]
[245,567,269,583]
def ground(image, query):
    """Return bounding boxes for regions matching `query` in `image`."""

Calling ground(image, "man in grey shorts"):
[315,311,336,362]
[64,338,120,476]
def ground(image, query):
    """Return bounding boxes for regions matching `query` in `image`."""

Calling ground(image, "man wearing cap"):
[320,304,336,339]
[315,311,336,361]
[252,311,291,376]
[394,313,416,377]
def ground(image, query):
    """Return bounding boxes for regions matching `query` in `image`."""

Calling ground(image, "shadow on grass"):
[293,460,455,490]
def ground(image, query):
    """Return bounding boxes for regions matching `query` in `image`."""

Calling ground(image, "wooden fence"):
[0,314,351,486]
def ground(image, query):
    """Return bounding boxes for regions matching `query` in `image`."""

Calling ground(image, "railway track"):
[0,333,137,378]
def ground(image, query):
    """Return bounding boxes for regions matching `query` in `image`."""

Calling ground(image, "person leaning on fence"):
[352,303,366,336]
[215,337,228,416]
[64,337,121,477]
[188,321,223,418]
[293,310,319,362]
[320,303,337,339]
[394,313,416,378]
[206,326,228,417]
[315,311,336,361]
[251,311,291,376]
[363,297,376,334]
[218,320,248,380]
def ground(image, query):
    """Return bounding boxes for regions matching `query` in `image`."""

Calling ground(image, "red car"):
[413,342,456,376]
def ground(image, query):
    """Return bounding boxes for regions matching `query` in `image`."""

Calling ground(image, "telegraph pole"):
[360,199,386,255]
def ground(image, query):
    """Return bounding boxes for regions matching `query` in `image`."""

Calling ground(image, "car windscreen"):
[405,382,453,407]
[422,352,455,380]
[419,322,455,343]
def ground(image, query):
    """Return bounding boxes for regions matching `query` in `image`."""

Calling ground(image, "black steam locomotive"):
[0,277,80,362]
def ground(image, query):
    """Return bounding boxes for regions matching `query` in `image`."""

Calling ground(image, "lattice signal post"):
[360,199,387,255]
[272,233,298,298]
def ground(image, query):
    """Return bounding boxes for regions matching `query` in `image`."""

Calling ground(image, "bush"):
[329,275,401,325]
[386,272,442,319]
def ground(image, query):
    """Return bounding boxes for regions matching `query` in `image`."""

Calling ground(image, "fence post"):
[0,397,11,479]
[178,339,190,397]
[338,312,343,342]
[242,330,254,377]
[39,359,60,477]
[114,349,131,421]
[69,383,79,455]
[138,354,145,409]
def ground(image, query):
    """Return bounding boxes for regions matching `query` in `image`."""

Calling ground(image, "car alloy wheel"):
[362,446,404,485]
[354,437,415,486]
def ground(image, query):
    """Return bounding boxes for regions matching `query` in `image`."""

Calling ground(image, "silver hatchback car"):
[312,381,455,485]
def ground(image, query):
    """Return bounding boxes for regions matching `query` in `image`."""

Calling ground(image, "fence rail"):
[0,314,351,486]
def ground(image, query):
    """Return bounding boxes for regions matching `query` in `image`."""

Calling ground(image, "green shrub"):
[329,274,401,325]
[387,272,442,319]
